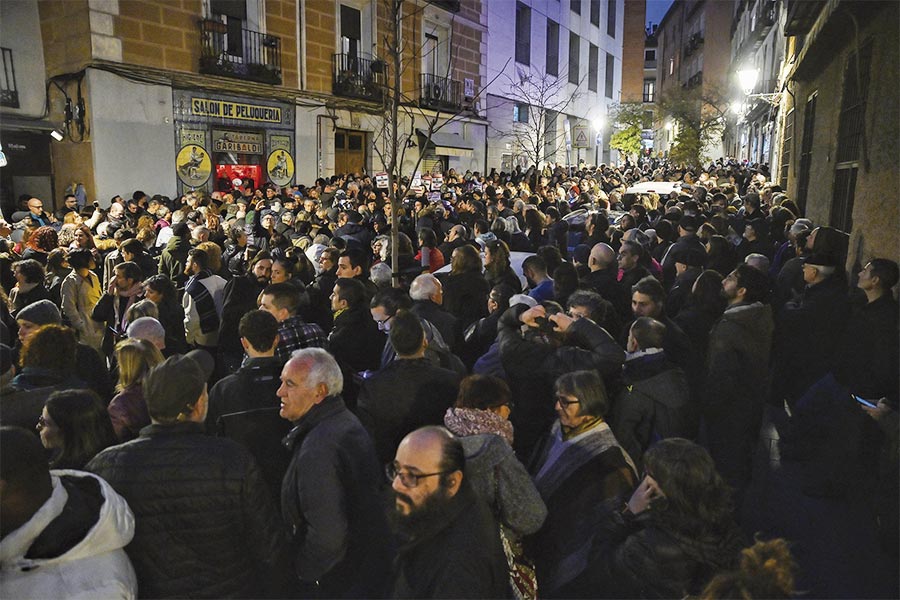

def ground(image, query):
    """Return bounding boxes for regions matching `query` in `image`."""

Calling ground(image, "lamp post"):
[593,116,604,167]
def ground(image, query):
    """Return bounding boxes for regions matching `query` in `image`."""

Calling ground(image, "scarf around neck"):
[443,407,514,446]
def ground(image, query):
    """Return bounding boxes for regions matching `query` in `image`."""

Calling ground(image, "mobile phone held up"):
[852,394,878,409]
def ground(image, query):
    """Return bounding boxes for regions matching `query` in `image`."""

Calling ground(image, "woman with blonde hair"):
[107,337,164,441]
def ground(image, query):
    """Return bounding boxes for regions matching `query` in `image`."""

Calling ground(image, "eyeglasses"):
[37,415,51,429]
[374,314,393,328]
[555,394,581,407]
[385,463,448,488]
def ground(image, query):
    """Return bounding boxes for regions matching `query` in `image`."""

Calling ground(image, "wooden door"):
[334,129,366,175]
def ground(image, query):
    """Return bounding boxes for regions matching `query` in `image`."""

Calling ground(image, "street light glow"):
[738,68,759,94]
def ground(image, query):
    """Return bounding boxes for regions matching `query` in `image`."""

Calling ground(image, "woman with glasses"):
[38,389,117,470]
[527,369,637,598]
[572,438,744,598]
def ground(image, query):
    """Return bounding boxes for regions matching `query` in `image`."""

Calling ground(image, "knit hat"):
[804,253,838,268]
[16,300,61,326]
[143,351,214,421]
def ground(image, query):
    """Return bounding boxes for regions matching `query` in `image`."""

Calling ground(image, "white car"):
[625,181,682,196]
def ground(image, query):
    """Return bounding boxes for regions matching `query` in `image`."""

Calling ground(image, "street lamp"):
[592,116,604,166]
[737,67,759,95]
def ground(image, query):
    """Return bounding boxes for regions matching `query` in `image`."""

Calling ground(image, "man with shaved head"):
[389,426,509,598]
[582,242,629,319]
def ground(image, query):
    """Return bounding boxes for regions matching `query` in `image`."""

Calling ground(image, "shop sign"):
[431,174,443,191]
[191,98,283,123]
[180,129,205,147]
[176,145,212,187]
[212,130,264,154]
[269,135,292,152]
[267,150,295,187]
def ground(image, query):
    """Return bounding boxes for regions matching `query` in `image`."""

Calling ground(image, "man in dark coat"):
[582,243,630,320]
[390,426,510,598]
[704,264,773,493]
[217,252,272,373]
[87,353,291,598]
[772,253,849,407]
[660,216,706,287]
[328,278,385,410]
[410,273,460,352]
[278,348,393,598]
[663,246,706,319]
[357,311,460,465]
[611,317,691,469]
[158,221,191,289]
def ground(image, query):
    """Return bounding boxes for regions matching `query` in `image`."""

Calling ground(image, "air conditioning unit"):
[424,82,444,102]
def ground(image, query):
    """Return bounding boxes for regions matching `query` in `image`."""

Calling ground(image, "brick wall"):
[39,0,93,76]
[116,0,200,72]
[621,0,646,103]
[266,0,299,89]
[305,1,335,93]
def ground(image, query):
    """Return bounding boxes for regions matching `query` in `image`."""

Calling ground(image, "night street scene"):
[0,0,898,598]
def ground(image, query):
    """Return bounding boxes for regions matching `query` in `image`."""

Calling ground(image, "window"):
[546,19,559,76]
[211,0,250,56]
[590,0,600,26]
[568,33,580,84]
[779,108,794,190]
[513,102,529,123]
[645,49,655,61]
[831,41,873,232]
[571,0,581,15]
[643,78,654,102]
[605,51,614,98]
[588,44,599,91]
[607,0,616,37]
[515,3,531,66]
[797,94,817,214]
[339,4,362,58]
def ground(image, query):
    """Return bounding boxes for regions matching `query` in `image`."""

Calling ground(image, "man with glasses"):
[389,426,509,598]
[278,348,393,597]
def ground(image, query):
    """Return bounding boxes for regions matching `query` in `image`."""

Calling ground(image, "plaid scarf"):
[185,269,219,334]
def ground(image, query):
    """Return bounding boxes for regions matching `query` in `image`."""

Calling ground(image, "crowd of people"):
[0,157,896,599]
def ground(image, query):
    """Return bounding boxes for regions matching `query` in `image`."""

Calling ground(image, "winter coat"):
[281,396,393,597]
[439,270,490,329]
[87,421,289,599]
[704,302,774,487]
[8,282,52,316]
[158,235,190,288]
[182,271,226,348]
[486,265,523,294]
[60,270,105,350]
[0,471,137,600]
[528,420,637,596]
[217,274,266,359]
[451,428,547,538]
[392,482,510,599]
[582,268,631,321]
[107,384,150,442]
[357,358,459,465]
[610,352,692,468]
[569,507,744,598]
[411,300,460,352]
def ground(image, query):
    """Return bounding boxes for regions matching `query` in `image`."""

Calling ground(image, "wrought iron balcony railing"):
[1,47,20,109]
[419,73,463,111]
[332,53,385,102]
[199,19,282,85]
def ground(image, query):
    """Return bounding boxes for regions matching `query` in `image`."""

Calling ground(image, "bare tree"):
[658,84,729,167]
[370,0,503,286]
[489,66,584,171]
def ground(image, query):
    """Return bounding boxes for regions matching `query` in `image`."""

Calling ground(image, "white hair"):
[290,348,343,395]
[410,274,440,301]
[127,317,166,350]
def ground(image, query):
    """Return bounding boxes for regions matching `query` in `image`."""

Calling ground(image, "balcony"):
[199,19,282,85]
[1,47,20,108]
[685,71,703,89]
[683,32,704,58]
[332,53,385,102]
[419,73,463,112]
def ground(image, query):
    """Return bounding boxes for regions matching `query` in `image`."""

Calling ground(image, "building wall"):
[782,3,899,268]
[38,0,93,76]
[621,0,646,103]
[87,69,176,204]
[1,0,48,118]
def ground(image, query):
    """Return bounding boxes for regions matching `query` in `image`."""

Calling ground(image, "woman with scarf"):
[527,370,637,598]
[8,259,52,316]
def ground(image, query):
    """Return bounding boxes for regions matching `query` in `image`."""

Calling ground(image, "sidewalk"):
[740,410,899,598]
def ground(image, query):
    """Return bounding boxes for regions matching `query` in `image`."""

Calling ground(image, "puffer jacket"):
[0,470,137,599]
[570,508,744,598]
[86,422,289,599]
